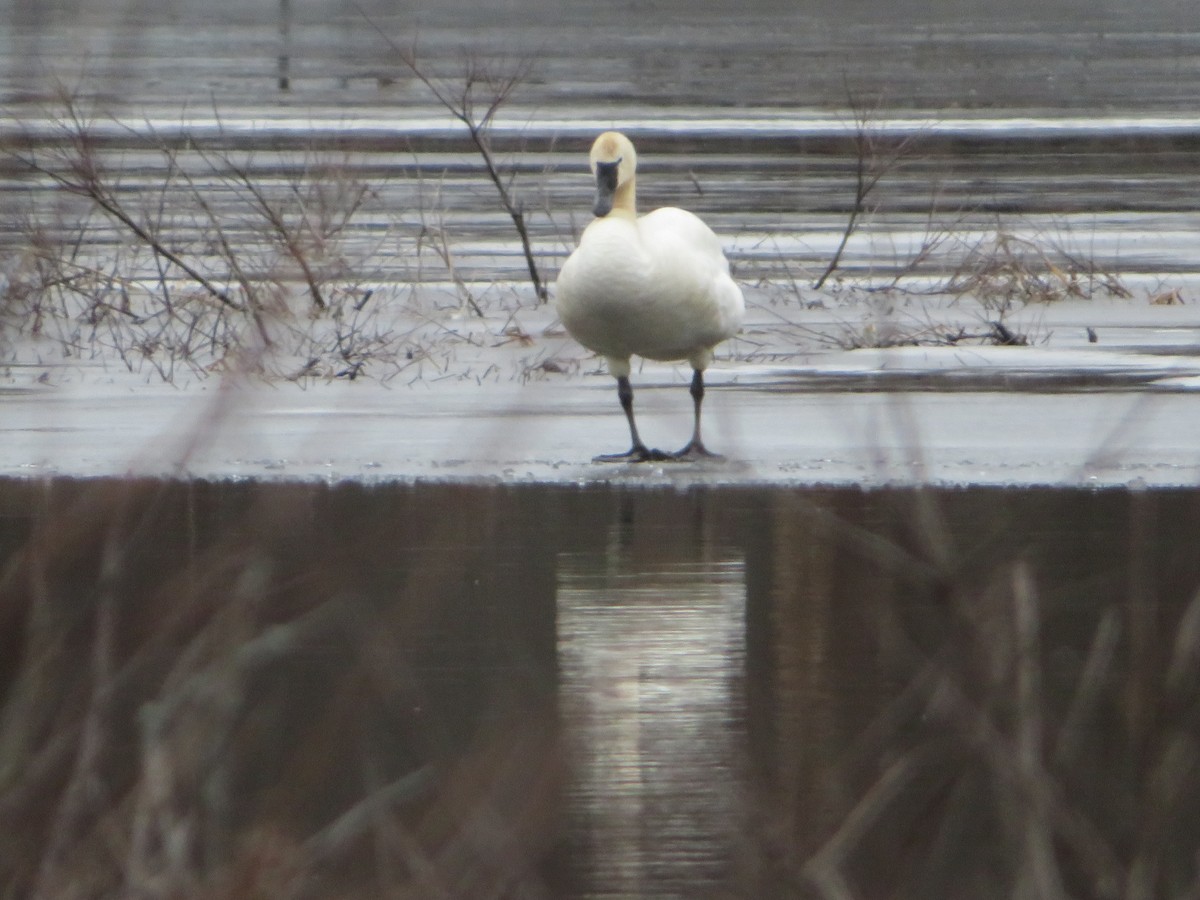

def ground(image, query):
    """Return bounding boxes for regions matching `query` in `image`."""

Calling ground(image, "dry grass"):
[745,487,1200,900]
[752,214,1150,354]
[0,477,563,899]
[945,227,1133,315]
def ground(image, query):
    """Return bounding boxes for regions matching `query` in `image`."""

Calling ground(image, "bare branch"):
[17,149,243,314]
[358,6,549,304]
[814,87,925,290]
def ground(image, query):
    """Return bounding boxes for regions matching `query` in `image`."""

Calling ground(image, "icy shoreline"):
[6,296,1200,489]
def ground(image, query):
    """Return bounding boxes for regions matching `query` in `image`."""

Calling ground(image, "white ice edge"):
[5,108,1200,142]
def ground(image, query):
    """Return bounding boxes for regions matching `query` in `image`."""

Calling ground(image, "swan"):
[555,131,744,461]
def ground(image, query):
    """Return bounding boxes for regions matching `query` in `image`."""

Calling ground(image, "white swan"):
[555,131,744,461]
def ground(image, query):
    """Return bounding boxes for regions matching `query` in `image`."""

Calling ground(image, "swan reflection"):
[557,534,746,896]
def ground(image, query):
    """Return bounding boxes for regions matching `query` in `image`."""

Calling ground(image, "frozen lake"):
[3,2,1200,898]
[7,308,1200,487]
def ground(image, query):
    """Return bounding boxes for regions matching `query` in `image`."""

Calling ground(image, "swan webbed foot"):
[593,444,670,464]
[670,440,723,461]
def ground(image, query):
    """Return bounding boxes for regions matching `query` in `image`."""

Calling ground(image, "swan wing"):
[635,208,744,360]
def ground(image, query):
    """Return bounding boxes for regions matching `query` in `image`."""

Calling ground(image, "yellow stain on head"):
[589,131,637,174]
[591,131,627,163]
[588,132,639,215]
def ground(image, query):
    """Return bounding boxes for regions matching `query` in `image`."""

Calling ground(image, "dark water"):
[2,477,1199,897]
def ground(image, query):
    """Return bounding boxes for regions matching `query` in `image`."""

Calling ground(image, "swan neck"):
[610,178,637,217]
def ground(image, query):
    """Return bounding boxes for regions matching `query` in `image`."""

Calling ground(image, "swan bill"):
[592,160,620,217]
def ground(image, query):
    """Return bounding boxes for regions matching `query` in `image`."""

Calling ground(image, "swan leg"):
[594,375,668,462]
[672,368,722,460]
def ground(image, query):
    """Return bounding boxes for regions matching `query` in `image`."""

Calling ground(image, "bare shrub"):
[813,90,925,290]
[947,229,1088,314]
[935,220,1135,314]
[361,14,550,306]
[4,90,404,382]
[765,210,1148,352]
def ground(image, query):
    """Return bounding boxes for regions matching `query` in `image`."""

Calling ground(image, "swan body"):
[555,131,744,460]
[557,207,743,372]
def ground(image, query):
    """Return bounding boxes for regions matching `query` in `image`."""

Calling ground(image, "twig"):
[358,8,549,304]
[232,164,327,310]
[813,87,924,290]
[21,151,242,313]
[303,767,436,862]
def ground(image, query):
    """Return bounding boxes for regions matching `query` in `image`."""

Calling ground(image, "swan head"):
[589,131,637,218]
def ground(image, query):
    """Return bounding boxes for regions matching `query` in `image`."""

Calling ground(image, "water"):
[2,477,1199,896]
[558,525,747,896]
[3,4,1200,895]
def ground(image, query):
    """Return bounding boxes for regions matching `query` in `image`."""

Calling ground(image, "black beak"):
[592,159,620,217]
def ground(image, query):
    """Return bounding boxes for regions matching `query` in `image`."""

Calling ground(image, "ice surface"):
[5,295,1200,487]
